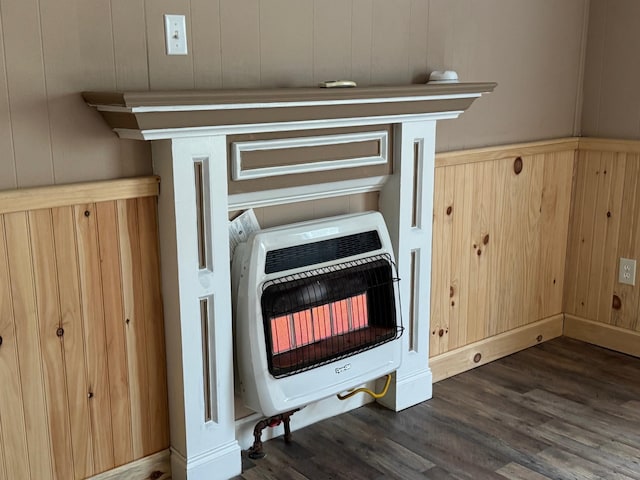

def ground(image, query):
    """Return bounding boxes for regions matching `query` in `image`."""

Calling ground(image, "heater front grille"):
[264,230,382,274]
[261,254,402,377]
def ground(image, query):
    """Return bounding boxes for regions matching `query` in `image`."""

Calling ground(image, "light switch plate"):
[164,14,188,55]
[619,258,636,286]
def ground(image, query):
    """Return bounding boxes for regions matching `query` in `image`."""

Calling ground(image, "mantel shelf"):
[83,82,496,139]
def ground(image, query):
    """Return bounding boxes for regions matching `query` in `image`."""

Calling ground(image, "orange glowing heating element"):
[270,294,368,354]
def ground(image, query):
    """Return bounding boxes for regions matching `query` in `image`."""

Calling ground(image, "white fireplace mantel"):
[84,82,495,480]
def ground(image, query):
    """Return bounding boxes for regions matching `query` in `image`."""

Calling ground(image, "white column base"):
[376,367,433,412]
[170,442,242,480]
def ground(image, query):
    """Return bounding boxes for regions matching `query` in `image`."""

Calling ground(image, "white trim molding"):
[231,130,388,181]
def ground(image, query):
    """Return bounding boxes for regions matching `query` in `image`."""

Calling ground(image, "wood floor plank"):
[234,338,640,480]
[497,462,553,480]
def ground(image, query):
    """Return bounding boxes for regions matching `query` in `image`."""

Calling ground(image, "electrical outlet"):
[619,258,636,286]
[164,14,188,55]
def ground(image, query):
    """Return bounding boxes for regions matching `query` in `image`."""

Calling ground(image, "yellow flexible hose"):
[336,374,392,401]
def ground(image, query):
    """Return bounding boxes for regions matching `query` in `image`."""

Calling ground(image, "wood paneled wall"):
[430,140,577,357]
[0,178,169,480]
[0,0,588,190]
[564,139,640,334]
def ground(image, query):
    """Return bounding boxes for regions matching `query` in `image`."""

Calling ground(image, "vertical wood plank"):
[4,212,54,480]
[499,156,527,333]
[449,164,473,350]
[563,150,588,314]
[0,0,53,187]
[28,209,74,480]
[573,152,601,318]
[117,199,150,458]
[111,0,149,90]
[429,167,447,356]
[0,216,30,479]
[595,153,625,323]
[351,0,373,85]
[219,0,260,88]
[74,204,115,474]
[539,151,574,318]
[439,166,456,351]
[313,0,352,83]
[190,0,223,89]
[95,201,133,467]
[137,197,170,454]
[52,206,94,478]
[487,156,508,337]
[371,0,411,84]
[259,0,313,87]
[584,152,614,319]
[523,154,544,324]
[465,162,491,344]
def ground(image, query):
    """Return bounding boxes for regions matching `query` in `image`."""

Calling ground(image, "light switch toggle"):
[164,14,188,55]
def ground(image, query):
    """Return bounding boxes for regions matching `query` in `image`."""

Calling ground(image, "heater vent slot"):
[264,230,382,274]
[261,254,402,377]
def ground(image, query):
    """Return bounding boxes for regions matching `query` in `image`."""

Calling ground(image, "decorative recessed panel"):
[227,125,393,195]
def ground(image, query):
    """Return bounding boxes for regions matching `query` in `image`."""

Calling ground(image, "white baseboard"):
[376,368,433,412]
[169,442,242,480]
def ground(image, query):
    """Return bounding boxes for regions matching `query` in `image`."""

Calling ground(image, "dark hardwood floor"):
[234,337,640,479]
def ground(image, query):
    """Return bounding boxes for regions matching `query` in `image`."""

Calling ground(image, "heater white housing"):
[232,211,402,417]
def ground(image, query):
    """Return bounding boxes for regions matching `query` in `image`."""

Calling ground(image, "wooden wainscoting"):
[430,139,577,380]
[0,177,169,480]
[564,138,640,347]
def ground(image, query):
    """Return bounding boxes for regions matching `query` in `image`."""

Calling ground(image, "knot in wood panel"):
[473,353,482,363]
[612,294,622,310]
[56,327,64,337]
[513,156,523,175]
[446,205,453,216]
